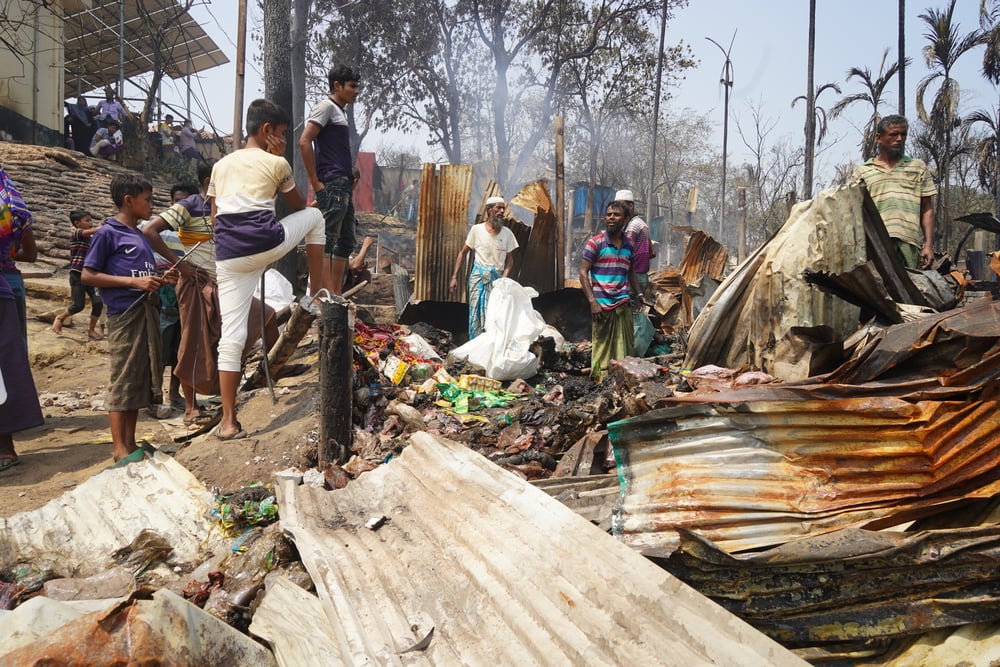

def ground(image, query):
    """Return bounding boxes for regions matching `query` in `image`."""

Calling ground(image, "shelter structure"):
[0,0,226,146]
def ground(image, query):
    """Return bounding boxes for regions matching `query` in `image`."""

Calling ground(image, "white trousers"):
[216,207,324,372]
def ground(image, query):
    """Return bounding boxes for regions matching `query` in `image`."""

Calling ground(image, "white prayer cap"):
[615,189,634,202]
[486,196,505,206]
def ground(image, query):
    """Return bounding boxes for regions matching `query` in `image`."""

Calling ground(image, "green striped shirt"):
[853,156,937,247]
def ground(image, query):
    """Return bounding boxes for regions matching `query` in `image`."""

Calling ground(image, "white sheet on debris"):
[275,432,807,666]
[0,451,216,576]
[251,576,345,667]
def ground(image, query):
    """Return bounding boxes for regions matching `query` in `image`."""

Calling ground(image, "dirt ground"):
[0,270,399,517]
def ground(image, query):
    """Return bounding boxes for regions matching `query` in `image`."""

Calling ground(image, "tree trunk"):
[262,0,300,290]
[493,56,512,192]
[291,0,311,192]
[898,0,906,115]
[803,0,816,199]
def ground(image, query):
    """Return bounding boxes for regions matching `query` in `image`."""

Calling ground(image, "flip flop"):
[214,422,248,441]
[0,456,20,472]
[110,449,146,468]
[183,411,216,426]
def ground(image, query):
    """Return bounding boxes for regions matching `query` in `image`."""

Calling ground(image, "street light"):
[706,32,735,244]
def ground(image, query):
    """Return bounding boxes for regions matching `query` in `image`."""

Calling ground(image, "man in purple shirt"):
[96,87,126,126]
[299,64,361,296]
[616,189,653,290]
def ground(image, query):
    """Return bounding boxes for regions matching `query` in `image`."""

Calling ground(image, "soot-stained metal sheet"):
[610,396,1000,555]
[277,432,807,666]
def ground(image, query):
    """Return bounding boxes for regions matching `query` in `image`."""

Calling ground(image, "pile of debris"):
[4,175,1000,664]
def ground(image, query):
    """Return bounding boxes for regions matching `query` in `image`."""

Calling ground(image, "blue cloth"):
[467,261,500,339]
[83,218,158,315]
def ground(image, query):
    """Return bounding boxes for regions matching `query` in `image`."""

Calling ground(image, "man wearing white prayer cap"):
[450,195,519,339]
[614,189,653,291]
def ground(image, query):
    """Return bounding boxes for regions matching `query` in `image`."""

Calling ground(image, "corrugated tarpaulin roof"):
[63,0,229,98]
[413,163,473,302]
[0,451,217,577]
[684,183,935,381]
[0,589,277,665]
[610,297,1000,556]
[655,520,1000,662]
[270,432,807,666]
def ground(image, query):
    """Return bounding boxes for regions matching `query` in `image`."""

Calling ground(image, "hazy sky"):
[144,0,995,185]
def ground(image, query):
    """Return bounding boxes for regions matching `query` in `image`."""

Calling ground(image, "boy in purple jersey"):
[299,64,360,296]
[579,200,643,381]
[83,174,178,462]
[210,98,326,441]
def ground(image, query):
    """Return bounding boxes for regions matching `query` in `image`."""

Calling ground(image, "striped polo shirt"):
[582,232,634,310]
[854,156,937,247]
[158,193,216,277]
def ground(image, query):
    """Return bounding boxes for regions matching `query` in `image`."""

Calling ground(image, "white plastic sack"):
[400,333,443,362]
[449,278,546,380]
[252,268,295,312]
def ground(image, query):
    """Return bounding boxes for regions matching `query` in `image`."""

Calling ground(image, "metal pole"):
[234,0,248,147]
[119,0,125,97]
[647,0,668,224]
[803,0,816,199]
[707,34,735,245]
[555,115,565,286]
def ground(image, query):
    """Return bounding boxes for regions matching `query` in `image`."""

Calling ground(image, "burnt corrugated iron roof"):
[657,524,1000,660]
[413,163,473,302]
[512,180,561,293]
[677,229,728,285]
[610,396,1000,555]
[275,432,807,665]
[684,184,929,380]
[0,451,216,577]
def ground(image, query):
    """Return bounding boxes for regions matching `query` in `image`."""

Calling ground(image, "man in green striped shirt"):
[852,115,937,269]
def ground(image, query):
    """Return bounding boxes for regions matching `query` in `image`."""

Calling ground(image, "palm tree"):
[829,49,905,160]
[792,82,843,147]
[965,107,1000,217]
[916,0,983,251]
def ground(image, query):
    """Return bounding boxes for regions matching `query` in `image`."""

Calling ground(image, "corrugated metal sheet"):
[610,397,1000,555]
[0,452,217,577]
[660,525,1000,647]
[251,577,345,667]
[413,163,474,302]
[0,590,276,666]
[677,229,728,285]
[276,432,807,666]
[685,184,909,380]
[512,180,561,293]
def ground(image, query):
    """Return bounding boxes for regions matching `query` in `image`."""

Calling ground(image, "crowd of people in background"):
[64,87,205,169]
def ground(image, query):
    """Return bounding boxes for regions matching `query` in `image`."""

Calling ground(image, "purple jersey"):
[306,98,353,182]
[83,218,157,314]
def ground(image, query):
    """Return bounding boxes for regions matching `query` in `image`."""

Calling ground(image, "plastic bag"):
[252,268,294,312]
[449,278,546,380]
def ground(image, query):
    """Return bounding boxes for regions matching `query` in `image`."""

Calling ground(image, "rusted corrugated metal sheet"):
[413,163,474,302]
[0,590,276,666]
[677,229,728,285]
[512,180,561,293]
[276,432,807,666]
[685,184,919,380]
[657,525,1000,657]
[610,397,1000,555]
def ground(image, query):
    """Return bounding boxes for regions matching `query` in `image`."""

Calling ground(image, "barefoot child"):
[82,174,178,461]
[209,98,326,440]
[52,209,104,339]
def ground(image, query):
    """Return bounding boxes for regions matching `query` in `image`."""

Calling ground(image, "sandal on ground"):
[0,456,20,472]
[183,411,216,426]
[110,449,146,468]
[213,422,248,441]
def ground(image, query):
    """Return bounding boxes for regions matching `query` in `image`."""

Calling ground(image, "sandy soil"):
[0,272,399,517]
